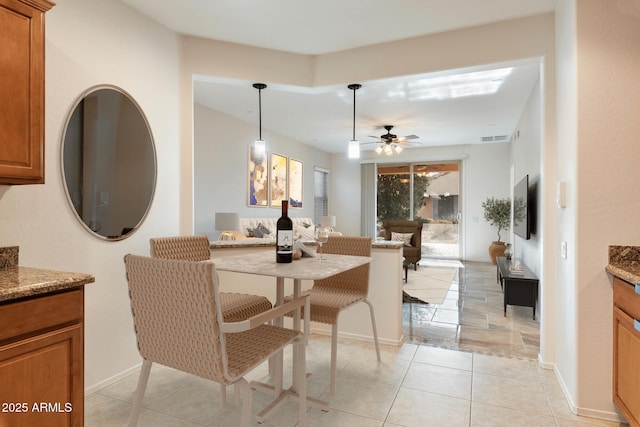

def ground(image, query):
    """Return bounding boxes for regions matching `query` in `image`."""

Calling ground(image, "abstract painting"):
[269,153,287,207]
[248,146,268,207]
[288,158,303,208]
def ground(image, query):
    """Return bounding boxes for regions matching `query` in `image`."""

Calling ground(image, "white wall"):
[0,0,181,390]
[510,76,543,325]
[554,0,640,418]
[193,104,331,238]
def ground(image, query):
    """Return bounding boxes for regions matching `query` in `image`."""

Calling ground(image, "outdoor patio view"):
[377,163,460,259]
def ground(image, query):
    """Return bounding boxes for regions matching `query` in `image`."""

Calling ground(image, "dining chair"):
[124,254,310,427]
[285,235,381,394]
[149,235,274,404]
[149,235,273,322]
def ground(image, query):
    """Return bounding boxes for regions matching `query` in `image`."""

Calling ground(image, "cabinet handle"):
[636,319,640,333]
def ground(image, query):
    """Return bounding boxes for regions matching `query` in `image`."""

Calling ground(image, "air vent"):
[481,135,510,143]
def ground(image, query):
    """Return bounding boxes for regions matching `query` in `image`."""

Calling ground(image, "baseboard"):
[85,362,142,396]
[547,362,626,423]
[309,327,404,347]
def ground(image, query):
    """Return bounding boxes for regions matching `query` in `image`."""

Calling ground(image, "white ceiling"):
[120,0,556,154]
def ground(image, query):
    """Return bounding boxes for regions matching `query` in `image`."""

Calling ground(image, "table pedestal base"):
[251,373,329,423]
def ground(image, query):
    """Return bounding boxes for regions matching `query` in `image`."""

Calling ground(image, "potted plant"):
[482,197,510,264]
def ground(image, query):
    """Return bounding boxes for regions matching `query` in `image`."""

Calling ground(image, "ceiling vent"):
[481,135,510,143]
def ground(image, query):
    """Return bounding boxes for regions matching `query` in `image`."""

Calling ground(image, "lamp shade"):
[215,212,240,231]
[348,139,360,159]
[320,215,336,228]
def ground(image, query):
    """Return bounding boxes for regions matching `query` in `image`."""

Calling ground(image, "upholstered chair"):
[285,235,380,394]
[382,220,423,269]
[124,255,310,427]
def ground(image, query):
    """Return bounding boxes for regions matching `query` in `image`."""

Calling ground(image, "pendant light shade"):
[253,83,267,157]
[347,84,361,159]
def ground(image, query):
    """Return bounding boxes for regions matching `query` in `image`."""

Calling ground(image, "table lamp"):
[320,215,336,232]
[215,212,240,240]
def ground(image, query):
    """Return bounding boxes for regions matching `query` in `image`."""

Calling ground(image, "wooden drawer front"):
[0,289,83,343]
[613,307,640,427]
[614,277,640,321]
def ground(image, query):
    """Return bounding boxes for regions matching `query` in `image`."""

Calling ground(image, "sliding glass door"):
[377,162,460,259]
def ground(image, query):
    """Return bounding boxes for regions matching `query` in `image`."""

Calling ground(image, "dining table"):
[210,249,373,423]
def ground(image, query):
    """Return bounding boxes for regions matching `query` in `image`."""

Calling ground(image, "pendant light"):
[253,83,267,157]
[347,83,361,159]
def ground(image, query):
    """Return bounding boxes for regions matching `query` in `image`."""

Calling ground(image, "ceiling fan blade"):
[367,135,385,141]
[397,135,419,141]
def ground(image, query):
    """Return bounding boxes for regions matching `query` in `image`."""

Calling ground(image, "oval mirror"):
[61,85,157,240]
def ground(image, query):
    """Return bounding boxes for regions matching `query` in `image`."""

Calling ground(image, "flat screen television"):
[513,174,530,240]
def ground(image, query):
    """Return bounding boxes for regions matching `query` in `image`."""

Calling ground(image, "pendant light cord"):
[352,87,356,140]
[258,87,262,140]
[253,83,267,140]
[348,83,361,140]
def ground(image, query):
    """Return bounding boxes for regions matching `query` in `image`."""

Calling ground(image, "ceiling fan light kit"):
[369,124,418,156]
[253,83,267,157]
[347,83,361,159]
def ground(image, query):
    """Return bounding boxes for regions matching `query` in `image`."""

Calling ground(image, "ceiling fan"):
[366,125,420,155]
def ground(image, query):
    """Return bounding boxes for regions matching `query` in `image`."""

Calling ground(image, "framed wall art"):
[247,146,268,207]
[288,158,303,208]
[269,153,288,208]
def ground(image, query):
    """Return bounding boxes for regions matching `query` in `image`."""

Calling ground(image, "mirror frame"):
[60,84,157,241]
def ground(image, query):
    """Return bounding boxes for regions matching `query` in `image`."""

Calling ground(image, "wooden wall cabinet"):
[0,288,84,427]
[613,276,640,427]
[0,0,54,185]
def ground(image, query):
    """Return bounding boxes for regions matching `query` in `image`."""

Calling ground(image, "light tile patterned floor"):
[85,261,627,426]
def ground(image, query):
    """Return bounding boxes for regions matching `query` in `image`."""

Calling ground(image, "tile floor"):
[85,261,627,426]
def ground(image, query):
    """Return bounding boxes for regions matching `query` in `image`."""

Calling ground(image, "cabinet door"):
[0,0,53,184]
[0,324,83,427]
[613,306,640,427]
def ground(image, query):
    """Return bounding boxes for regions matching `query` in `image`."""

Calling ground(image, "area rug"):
[420,259,465,269]
[403,266,457,305]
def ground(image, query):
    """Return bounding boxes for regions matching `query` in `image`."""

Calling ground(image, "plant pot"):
[488,241,506,265]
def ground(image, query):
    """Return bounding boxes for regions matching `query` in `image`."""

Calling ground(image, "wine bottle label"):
[277,230,293,253]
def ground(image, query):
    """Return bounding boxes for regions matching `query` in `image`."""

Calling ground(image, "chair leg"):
[330,323,338,395]
[128,360,152,427]
[220,384,227,407]
[365,299,381,362]
[236,378,252,427]
[296,337,308,426]
[233,383,241,404]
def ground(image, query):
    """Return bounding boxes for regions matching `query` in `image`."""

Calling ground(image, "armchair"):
[382,220,423,269]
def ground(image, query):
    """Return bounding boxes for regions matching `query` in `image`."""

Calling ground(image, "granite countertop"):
[372,240,405,249]
[210,238,404,250]
[0,266,95,303]
[605,245,640,284]
[0,246,95,303]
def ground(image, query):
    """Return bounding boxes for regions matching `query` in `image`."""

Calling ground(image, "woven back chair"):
[287,235,380,394]
[124,254,309,427]
[150,235,272,323]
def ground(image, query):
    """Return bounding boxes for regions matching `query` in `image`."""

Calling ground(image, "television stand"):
[496,256,539,320]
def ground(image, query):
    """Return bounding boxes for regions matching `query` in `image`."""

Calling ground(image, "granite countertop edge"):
[605,263,640,285]
[210,239,404,250]
[606,245,640,284]
[0,266,95,303]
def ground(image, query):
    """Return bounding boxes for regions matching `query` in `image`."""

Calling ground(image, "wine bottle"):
[276,200,293,263]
